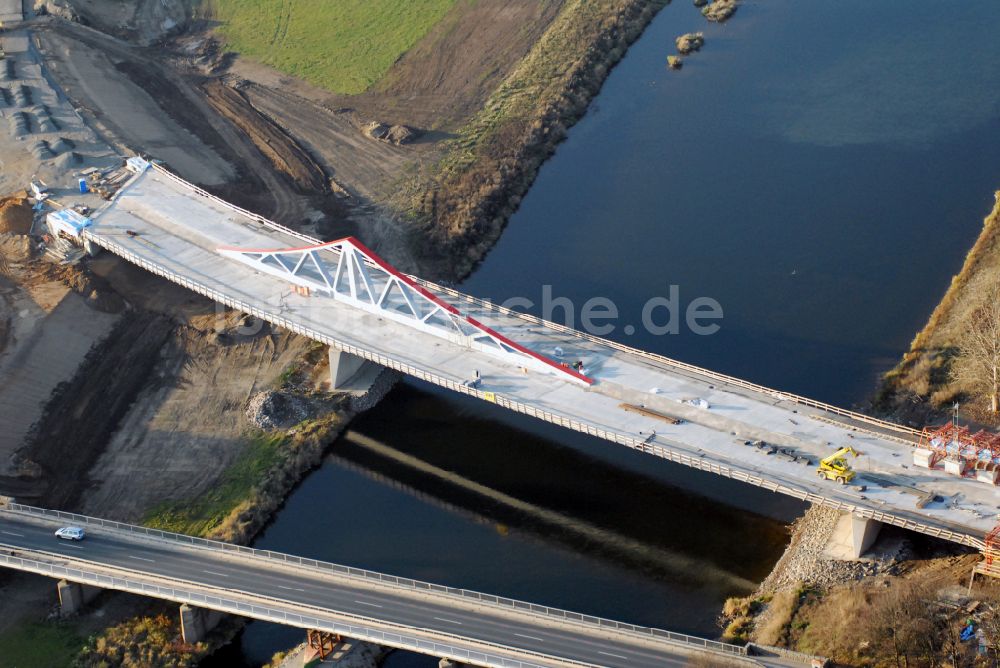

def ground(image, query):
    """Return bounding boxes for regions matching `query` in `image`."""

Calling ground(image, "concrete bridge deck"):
[0,504,770,667]
[81,164,998,549]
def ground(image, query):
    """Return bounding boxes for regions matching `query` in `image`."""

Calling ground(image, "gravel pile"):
[758,505,904,595]
[245,390,313,430]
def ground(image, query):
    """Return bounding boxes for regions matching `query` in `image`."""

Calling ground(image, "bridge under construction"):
[47,158,1000,554]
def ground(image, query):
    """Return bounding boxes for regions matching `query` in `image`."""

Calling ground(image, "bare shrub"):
[952,277,1000,413]
[753,588,799,647]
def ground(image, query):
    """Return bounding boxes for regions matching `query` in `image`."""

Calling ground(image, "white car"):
[55,527,85,541]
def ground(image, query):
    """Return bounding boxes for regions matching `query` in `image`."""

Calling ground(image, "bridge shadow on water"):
[331,381,799,590]
[208,379,802,666]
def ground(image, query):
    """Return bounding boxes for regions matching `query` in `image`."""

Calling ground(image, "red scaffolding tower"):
[917,423,1000,477]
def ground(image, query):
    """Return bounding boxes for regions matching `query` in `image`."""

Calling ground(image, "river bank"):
[401,0,669,281]
[0,240,391,664]
[722,188,1000,663]
[722,503,985,665]
[878,192,1000,426]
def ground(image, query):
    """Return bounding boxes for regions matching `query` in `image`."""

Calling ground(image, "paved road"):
[0,512,758,668]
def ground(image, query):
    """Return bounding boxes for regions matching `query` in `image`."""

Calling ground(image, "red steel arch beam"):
[217,236,593,386]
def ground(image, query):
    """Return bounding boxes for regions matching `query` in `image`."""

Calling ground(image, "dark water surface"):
[209,0,1000,664]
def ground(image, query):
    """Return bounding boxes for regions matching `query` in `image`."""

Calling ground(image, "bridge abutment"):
[328,348,370,389]
[179,603,222,643]
[824,512,883,559]
[57,579,101,616]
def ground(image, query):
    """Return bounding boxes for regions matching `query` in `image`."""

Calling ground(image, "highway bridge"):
[67,160,998,554]
[0,502,806,667]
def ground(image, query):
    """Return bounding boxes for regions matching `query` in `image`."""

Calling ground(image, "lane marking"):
[203,570,229,578]
[598,651,628,661]
[60,543,85,550]
[514,633,543,642]
[354,600,383,608]
[278,586,305,592]
[434,617,463,625]
[129,555,155,563]
[0,531,24,537]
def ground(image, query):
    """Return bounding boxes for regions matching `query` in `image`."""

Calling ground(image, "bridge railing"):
[415,281,923,441]
[87,171,984,552]
[148,163,920,442]
[72,230,988,552]
[478,399,984,550]
[0,552,628,668]
[4,502,746,656]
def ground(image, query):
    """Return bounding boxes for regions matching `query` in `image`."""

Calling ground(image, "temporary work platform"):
[916,424,1000,484]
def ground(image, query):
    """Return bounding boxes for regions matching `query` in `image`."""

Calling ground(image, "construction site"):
[3,0,1000,666]
[0,0,686,665]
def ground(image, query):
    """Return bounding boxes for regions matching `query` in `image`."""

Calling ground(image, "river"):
[208,0,1000,665]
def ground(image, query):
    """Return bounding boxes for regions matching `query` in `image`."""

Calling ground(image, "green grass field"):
[0,621,84,668]
[202,0,458,94]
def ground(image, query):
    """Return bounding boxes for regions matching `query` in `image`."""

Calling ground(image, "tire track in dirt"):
[201,80,329,194]
[39,20,324,226]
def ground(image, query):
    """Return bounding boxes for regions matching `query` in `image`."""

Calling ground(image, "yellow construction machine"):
[816,446,861,485]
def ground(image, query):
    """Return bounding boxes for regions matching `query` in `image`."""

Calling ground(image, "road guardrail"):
[4,502,748,656]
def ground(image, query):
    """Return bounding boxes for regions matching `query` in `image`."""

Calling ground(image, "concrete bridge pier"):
[825,512,883,559]
[439,660,465,668]
[328,347,370,389]
[179,603,223,643]
[57,579,101,616]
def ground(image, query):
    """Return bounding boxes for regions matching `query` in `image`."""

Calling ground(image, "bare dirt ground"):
[351,0,567,131]
[222,0,566,133]
[64,0,190,45]
[78,317,312,522]
[7,251,316,520]
[32,19,342,232]
[0,241,122,489]
[0,278,120,474]
[200,79,328,194]
[238,82,417,202]
[35,21,235,186]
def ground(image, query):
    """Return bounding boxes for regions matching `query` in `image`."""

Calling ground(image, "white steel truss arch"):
[217,237,592,386]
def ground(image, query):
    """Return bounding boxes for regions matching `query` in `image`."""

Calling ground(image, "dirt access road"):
[33,18,343,234]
